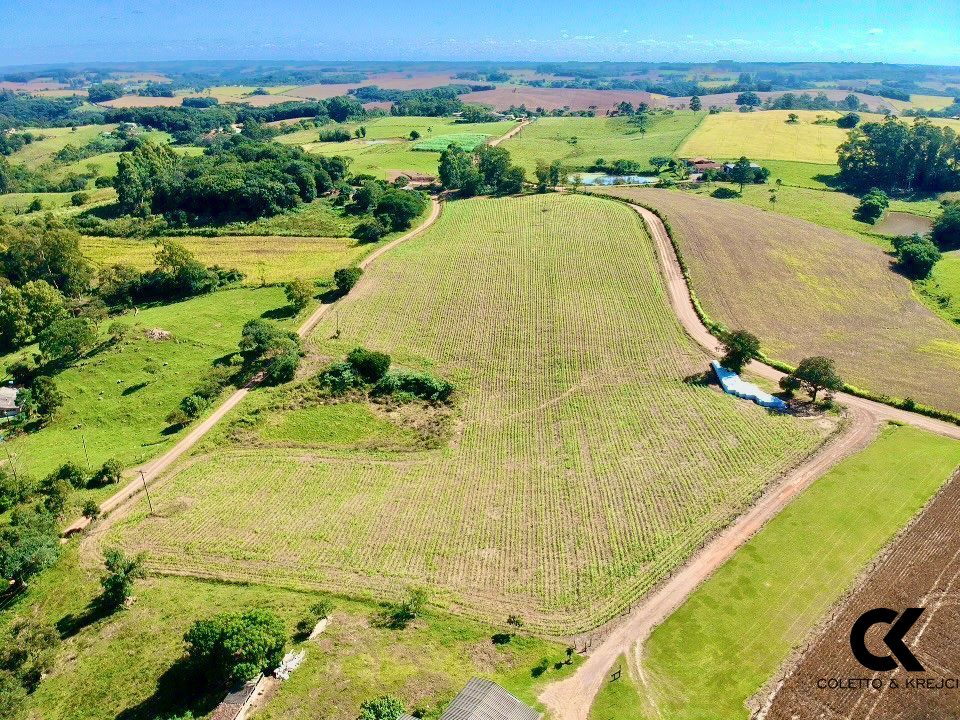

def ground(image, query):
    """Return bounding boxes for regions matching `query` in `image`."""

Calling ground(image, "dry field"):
[111,193,827,635]
[459,87,655,112]
[764,470,960,720]
[286,72,460,100]
[594,187,960,414]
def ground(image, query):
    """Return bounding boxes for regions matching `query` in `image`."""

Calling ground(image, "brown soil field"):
[287,72,459,100]
[459,87,655,112]
[762,471,960,720]
[593,187,960,414]
[0,79,68,91]
[99,93,297,108]
[662,89,900,112]
[874,211,935,237]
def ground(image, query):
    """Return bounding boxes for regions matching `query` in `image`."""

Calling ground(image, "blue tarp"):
[711,361,789,412]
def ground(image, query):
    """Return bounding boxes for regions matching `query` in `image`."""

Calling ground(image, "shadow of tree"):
[114,657,221,720]
[261,305,297,320]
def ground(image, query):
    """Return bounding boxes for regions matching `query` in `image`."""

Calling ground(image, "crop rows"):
[114,194,826,634]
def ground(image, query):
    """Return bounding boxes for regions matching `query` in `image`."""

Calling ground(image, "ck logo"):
[849,608,925,672]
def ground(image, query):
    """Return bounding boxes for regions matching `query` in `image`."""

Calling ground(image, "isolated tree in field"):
[184,608,286,687]
[729,157,755,192]
[391,586,429,627]
[333,266,363,295]
[689,95,701,111]
[99,548,147,611]
[91,459,123,487]
[735,91,761,107]
[788,356,843,402]
[786,113,799,124]
[284,279,313,313]
[720,330,761,372]
[933,204,960,250]
[358,696,406,720]
[892,234,941,279]
[836,112,860,129]
[408,129,420,140]
[853,188,889,224]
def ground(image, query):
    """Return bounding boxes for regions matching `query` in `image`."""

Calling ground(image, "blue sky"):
[2,0,959,66]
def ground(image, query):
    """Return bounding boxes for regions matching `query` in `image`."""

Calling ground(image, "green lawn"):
[637,425,960,720]
[413,133,491,151]
[10,545,579,720]
[258,402,420,448]
[588,655,645,720]
[919,250,960,325]
[758,159,839,190]
[503,113,705,178]
[2,286,297,487]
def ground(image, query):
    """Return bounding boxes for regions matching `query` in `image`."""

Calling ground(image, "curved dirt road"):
[65,198,442,536]
[539,202,960,720]
[489,119,528,146]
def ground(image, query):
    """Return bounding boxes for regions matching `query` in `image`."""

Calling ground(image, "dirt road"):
[539,203,960,720]
[489,119,528,147]
[64,198,442,536]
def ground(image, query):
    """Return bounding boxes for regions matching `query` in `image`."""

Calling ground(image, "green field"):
[11,546,578,720]
[413,133,491,151]
[588,656,644,720]
[7,125,118,168]
[2,286,297,487]
[277,116,515,178]
[919,250,960,324]
[502,113,705,178]
[757,159,839,189]
[0,188,116,215]
[679,110,857,164]
[112,193,827,634]
[637,425,960,720]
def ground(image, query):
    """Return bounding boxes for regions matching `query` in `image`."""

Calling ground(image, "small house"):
[723,161,762,174]
[0,387,22,418]
[685,157,723,172]
[440,678,541,720]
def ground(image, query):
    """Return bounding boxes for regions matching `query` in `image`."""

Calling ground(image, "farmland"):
[13,547,579,720]
[921,251,960,324]
[111,193,828,634]
[502,113,704,178]
[764,465,960,720]
[635,425,960,720]
[595,187,960,413]
[412,132,491,151]
[458,87,656,112]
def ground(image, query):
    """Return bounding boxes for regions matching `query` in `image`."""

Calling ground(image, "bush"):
[184,609,286,687]
[70,192,89,207]
[347,347,391,384]
[179,394,210,419]
[352,218,387,243]
[711,187,740,199]
[358,696,406,720]
[373,370,453,403]
[318,362,358,394]
[333,266,363,294]
[318,128,352,142]
[836,112,861,129]
[82,499,100,521]
[933,204,960,251]
[0,470,34,514]
[892,233,941,279]
[295,599,333,638]
[90,459,122,488]
[283,278,313,312]
[47,462,86,489]
[854,188,889,224]
[99,548,146,611]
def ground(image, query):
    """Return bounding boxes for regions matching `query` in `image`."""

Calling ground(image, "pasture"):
[2,286,296,486]
[112,193,827,634]
[0,188,116,214]
[920,250,960,324]
[7,124,118,168]
[14,547,577,720]
[588,656,644,720]
[596,187,960,413]
[413,133,491,151]
[678,110,855,164]
[502,113,704,178]
[637,425,960,720]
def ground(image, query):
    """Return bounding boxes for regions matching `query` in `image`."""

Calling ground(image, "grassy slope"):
[112,194,826,634]
[8,125,118,168]
[920,250,960,325]
[12,546,578,720]
[3,286,295,487]
[502,113,704,178]
[588,655,644,720]
[638,425,960,720]
[596,186,960,413]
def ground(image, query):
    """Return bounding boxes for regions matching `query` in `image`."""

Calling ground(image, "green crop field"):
[12,546,578,720]
[678,110,860,164]
[112,193,827,634]
[413,132,491,151]
[596,187,960,413]
[2,286,297,494]
[502,113,704,178]
[636,425,960,720]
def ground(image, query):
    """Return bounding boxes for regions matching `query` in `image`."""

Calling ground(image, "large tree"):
[720,330,761,372]
[184,609,286,687]
[788,356,843,402]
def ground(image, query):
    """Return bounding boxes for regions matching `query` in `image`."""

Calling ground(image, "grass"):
[502,113,704,178]
[7,125,118,169]
[258,402,420,448]
[413,133,491,151]
[112,193,827,634]
[595,186,960,414]
[636,425,960,720]
[679,110,857,164]
[9,545,579,720]
[919,250,960,325]
[2,286,296,489]
[0,188,116,215]
[759,159,839,190]
[588,655,644,720]
[908,93,957,110]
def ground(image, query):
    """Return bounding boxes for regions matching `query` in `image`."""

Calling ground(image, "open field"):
[111,193,827,634]
[665,90,901,112]
[7,124,118,168]
[920,250,960,325]
[588,656,644,720]
[755,159,839,189]
[503,113,704,178]
[2,286,295,484]
[679,110,856,164]
[765,465,960,720]
[10,546,578,720]
[459,87,656,112]
[636,425,960,720]
[595,187,960,413]
[413,132,491,151]
[0,188,116,214]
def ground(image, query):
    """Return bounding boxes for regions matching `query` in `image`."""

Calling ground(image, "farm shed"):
[0,387,22,418]
[440,678,541,720]
[711,361,788,412]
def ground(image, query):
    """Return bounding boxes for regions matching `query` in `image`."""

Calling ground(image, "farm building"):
[0,386,22,418]
[685,157,723,172]
[723,161,762,173]
[439,678,541,720]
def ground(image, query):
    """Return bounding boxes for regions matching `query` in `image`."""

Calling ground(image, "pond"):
[873,211,934,237]
[571,172,660,186]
